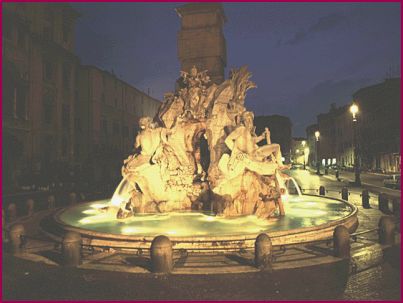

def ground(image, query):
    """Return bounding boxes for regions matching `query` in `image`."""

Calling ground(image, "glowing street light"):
[350,102,361,185]
[350,103,359,122]
[315,131,320,141]
[315,131,320,175]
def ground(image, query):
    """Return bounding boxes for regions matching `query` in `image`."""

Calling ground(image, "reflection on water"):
[59,196,352,237]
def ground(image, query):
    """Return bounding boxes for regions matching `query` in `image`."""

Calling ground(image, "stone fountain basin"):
[42,194,358,253]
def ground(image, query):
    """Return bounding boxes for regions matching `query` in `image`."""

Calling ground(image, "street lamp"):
[350,102,361,186]
[304,147,309,170]
[350,103,358,121]
[315,131,320,175]
[302,140,306,169]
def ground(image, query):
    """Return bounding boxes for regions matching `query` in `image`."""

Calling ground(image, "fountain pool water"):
[44,193,358,252]
[58,196,350,237]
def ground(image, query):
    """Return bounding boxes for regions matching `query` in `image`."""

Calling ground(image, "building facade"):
[76,66,161,185]
[3,3,80,191]
[3,3,161,192]
[316,104,353,167]
[353,78,401,173]
[307,78,400,173]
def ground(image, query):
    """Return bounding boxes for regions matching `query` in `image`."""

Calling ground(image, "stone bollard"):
[255,233,272,269]
[378,216,396,245]
[7,203,17,222]
[150,236,173,274]
[378,193,390,213]
[361,190,370,208]
[150,235,173,273]
[319,186,326,196]
[69,192,77,205]
[26,199,34,216]
[333,225,350,259]
[9,224,26,254]
[47,195,56,209]
[392,198,400,217]
[62,232,82,266]
[341,187,349,201]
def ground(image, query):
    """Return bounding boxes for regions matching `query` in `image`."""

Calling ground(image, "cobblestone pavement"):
[2,252,400,301]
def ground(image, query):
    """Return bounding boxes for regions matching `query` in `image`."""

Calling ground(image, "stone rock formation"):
[117,66,287,219]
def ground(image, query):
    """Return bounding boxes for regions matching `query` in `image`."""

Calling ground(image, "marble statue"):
[115,66,288,219]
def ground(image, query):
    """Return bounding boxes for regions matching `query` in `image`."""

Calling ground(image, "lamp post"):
[350,103,361,186]
[315,131,320,175]
[302,140,306,170]
[304,147,309,170]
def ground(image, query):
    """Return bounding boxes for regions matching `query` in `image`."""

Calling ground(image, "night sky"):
[72,2,400,136]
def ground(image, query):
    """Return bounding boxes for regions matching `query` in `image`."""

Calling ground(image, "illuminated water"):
[58,196,353,238]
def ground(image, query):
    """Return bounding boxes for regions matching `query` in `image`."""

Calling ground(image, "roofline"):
[81,65,161,103]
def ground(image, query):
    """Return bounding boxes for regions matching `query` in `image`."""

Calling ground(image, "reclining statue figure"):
[219,111,288,179]
[122,116,169,175]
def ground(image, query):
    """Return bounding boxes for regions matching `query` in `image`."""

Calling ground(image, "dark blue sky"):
[72,2,401,136]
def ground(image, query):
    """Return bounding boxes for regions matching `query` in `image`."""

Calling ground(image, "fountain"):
[42,66,358,252]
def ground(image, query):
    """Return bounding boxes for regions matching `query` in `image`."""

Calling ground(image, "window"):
[43,60,54,81]
[4,21,13,40]
[75,143,80,158]
[113,122,119,134]
[17,27,26,50]
[43,25,53,40]
[123,125,129,137]
[63,63,71,89]
[75,118,81,132]
[62,10,72,43]
[62,135,68,156]
[101,118,108,134]
[16,85,27,120]
[45,8,54,23]
[62,23,70,43]
[3,77,15,116]
[43,94,54,124]
[62,104,70,127]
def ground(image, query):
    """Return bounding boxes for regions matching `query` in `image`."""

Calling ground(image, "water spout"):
[110,175,134,207]
[287,177,302,197]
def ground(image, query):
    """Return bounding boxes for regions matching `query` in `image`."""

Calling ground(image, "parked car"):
[369,168,386,174]
[383,174,401,189]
